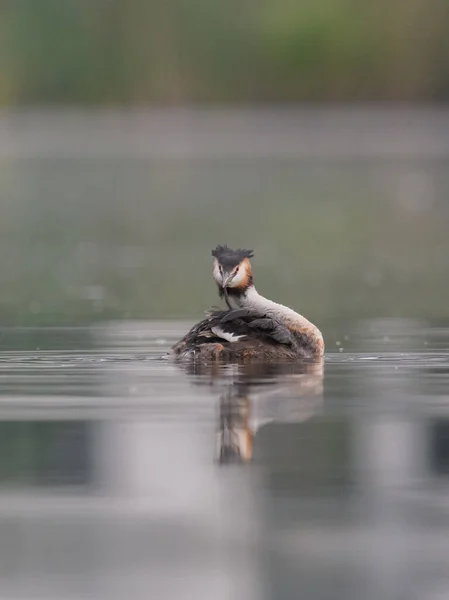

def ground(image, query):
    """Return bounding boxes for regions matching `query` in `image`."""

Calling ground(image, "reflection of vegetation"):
[429,419,449,476]
[255,419,352,491]
[1,0,449,103]
[0,422,91,486]
[1,157,449,326]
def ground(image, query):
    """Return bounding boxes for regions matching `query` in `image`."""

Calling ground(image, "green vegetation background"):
[2,0,449,104]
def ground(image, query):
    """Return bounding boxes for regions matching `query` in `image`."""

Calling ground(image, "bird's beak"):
[222,272,234,288]
[221,272,234,309]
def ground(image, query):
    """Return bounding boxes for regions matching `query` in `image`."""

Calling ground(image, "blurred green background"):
[2,0,449,104]
[0,1,448,329]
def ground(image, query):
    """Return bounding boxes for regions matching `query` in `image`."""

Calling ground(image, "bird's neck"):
[230,285,319,332]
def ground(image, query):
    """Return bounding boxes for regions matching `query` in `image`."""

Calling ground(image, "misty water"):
[1,109,449,598]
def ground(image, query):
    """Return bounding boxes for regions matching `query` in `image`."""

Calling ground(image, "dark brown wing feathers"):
[170,308,296,356]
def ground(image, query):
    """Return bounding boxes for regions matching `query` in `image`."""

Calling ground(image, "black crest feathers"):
[211,245,254,269]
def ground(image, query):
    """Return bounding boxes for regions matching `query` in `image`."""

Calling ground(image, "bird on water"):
[170,245,324,362]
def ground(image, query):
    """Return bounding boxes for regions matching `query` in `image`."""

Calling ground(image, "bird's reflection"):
[177,360,324,464]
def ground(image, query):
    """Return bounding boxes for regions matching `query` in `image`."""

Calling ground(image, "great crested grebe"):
[170,245,324,361]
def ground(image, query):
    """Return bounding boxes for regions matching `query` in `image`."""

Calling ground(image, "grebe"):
[170,245,324,361]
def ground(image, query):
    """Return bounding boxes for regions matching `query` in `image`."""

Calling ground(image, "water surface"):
[0,320,448,599]
[1,108,449,325]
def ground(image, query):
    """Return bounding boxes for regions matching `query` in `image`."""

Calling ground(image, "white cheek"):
[213,261,222,285]
[229,268,247,288]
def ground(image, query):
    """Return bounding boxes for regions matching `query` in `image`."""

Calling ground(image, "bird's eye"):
[234,267,239,274]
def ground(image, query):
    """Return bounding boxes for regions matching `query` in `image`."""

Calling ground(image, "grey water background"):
[1,108,449,599]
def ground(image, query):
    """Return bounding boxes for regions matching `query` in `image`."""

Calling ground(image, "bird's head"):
[211,245,254,291]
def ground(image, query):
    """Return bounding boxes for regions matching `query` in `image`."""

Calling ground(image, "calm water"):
[1,108,449,325]
[0,320,448,599]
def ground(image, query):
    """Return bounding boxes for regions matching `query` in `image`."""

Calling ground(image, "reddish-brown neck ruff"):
[234,257,253,288]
